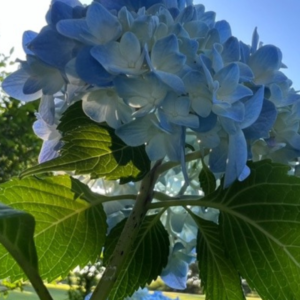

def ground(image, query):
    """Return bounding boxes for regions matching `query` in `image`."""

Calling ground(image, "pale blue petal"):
[91,43,127,74]
[115,115,155,147]
[219,117,239,134]
[240,86,264,129]
[214,20,231,43]
[114,73,168,107]
[239,41,250,63]
[224,129,248,187]
[23,31,37,55]
[213,101,245,122]
[183,20,209,38]
[57,19,98,44]
[211,43,224,72]
[2,68,42,102]
[86,2,122,44]
[39,95,55,125]
[120,32,141,64]
[243,99,277,140]
[151,34,186,74]
[222,36,239,63]
[249,45,282,82]
[191,96,212,118]
[214,63,239,94]
[221,84,253,102]
[155,71,186,94]
[161,258,188,290]
[209,139,227,173]
[236,62,254,82]
[39,139,61,163]
[251,27,259,54]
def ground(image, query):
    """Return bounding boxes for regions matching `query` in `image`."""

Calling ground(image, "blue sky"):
[1,0,300,89]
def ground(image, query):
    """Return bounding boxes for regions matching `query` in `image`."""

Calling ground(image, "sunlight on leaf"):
[21,101,150,183]
[0,176,106,281]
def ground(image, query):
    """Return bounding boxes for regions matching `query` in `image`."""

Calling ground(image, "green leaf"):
[199,160,216,195]
[0,204,53,300]
[0,204,38,272]
[103,215,169,300]
[21,101,150,183]
[0,176,107,281]
[207,160,300,300]
[193,215,245,300]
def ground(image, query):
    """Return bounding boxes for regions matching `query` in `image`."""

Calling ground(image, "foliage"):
[0,52,41,183]
[1,1,300,300]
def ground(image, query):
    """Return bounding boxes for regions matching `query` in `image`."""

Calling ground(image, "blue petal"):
[48,1,73,25]
[240,86,264,129]
[57,19,97,45]
[75,46,114,86]
[222,36,240,63]
[214,63,239,94]
[251,27,259,54]
[86,2,122,44]
[209,139,227,173]
[184,20,209,39]
[151,34,186,74]
[39,95,55,125]
[29,27,78,69]
[39,139,61,163]
[211,43,223,72]
[193,112,217,133]
[23,31,37,55]
[96,0,163,11]
[161,258,188,290]
[239,41,250,64]
[243,99,277,140]
[115,115,155,147]
[224,129,248,187]
[2,68,42,102]
[214,20,231,43]
[249,45,282,83]
[213,101,245,122]
[155,71,186,94]
[236,62,254,82]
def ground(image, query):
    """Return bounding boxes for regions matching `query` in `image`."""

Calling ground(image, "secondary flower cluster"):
[3,0,300,186]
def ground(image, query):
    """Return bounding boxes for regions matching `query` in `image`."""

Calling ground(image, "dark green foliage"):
[0,53,41,182]
[103,215,170,300]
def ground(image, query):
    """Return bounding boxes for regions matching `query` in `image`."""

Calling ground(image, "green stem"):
[90,160,162,300]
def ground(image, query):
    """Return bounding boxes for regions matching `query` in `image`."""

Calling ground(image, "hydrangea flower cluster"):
[3,0,300,187]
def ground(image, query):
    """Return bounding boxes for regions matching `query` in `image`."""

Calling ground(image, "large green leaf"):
[103,215,169,300]
[0,176,106,281]
[21,101,150,183]
[194,215,245,300]
[0,204,53,300]
[206,160,300,300]
[0,204,37,272]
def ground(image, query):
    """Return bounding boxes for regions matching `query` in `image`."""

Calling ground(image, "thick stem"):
[91,160,162,300]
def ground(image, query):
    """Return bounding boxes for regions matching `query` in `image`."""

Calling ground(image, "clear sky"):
[0,0,300,89]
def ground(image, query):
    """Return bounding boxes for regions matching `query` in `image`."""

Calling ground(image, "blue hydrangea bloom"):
[3,0,300,187]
